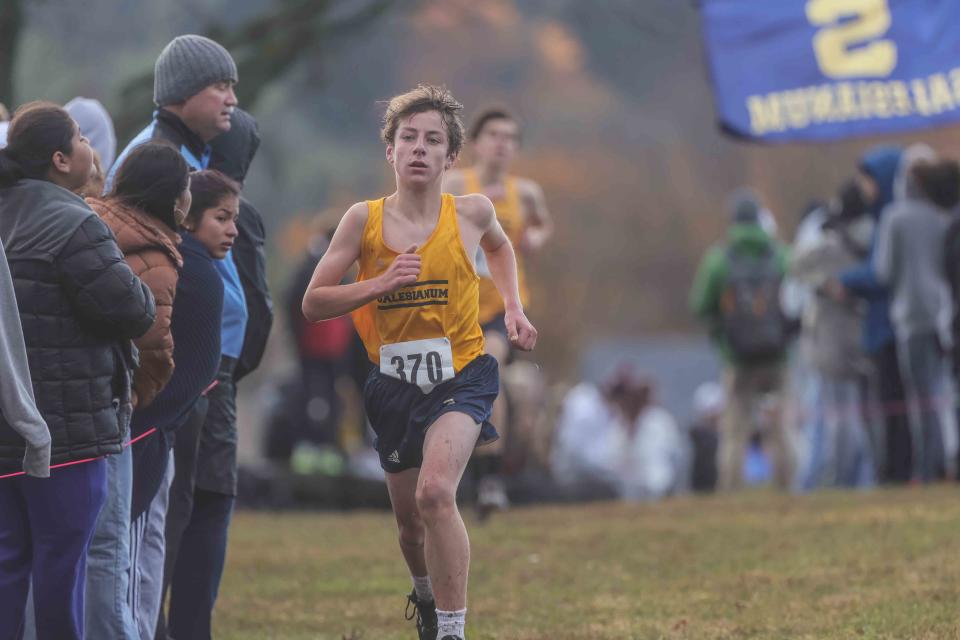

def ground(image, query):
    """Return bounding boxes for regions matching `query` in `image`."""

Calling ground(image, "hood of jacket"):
[87,196,182,268]
[0,179,93,261]
[65,97,118,171]
[859,146,902,218]
[209,108,260,184]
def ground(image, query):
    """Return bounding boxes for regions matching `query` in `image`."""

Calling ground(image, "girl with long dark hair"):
[83,141,191,639]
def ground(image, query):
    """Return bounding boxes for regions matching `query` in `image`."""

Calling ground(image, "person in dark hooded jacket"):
[832,146,912,483]
[209,107,273,383]
[159,109,270,640]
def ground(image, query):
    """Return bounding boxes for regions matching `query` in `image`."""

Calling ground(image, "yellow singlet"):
[351,194,484,374]
[463,169,529,325]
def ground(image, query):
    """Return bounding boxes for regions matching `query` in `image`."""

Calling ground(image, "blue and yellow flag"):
[701,0,960,141]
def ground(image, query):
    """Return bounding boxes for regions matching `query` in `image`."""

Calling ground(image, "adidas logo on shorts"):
[388,450,400,464]
[443,398,456,406]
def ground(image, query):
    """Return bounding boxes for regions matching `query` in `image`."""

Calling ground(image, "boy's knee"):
[484,332,510,363]
[415,478,456,519]
[397,514,425,548]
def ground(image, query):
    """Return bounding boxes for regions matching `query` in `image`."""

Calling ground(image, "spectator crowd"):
[0,35,271,640]
[546,144,960,504]
[683,146,960,495]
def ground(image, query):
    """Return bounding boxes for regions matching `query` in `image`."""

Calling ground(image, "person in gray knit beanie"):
[154,35,238,107]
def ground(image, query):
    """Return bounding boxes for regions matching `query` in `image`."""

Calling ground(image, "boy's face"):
[473,117,518,169]
[387,110,456,186]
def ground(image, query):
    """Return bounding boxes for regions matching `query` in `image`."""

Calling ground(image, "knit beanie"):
[154,35,238,106]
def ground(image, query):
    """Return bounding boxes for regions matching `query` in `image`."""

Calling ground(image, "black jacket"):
[0,179,155,473]
[108,109,210,185]
[210,108,273,382]
[131,232,224,519]
[231,198,272,381]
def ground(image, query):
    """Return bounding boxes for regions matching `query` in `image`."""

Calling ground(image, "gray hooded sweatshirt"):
[0,238,50,476]
[873,144,952,343]
[65,97,117,172]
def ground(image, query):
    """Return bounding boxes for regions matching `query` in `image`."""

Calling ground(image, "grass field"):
[215,487,960,639]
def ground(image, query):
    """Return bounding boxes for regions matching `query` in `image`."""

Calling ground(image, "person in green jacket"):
[689,188,793,491]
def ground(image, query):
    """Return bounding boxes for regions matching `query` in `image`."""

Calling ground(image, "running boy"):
[443,107,552,515]
[302,85,536,640]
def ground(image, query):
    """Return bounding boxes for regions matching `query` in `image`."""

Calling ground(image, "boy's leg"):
[385,468,428,577]
[386,467,439,639]
[480,330,510,453]
[474,329,510,516]
[417,412,481,611]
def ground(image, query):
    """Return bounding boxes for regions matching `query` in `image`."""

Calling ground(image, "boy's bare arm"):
[302,202,421,321]
[519,178,553,251]
[465,194,538,351]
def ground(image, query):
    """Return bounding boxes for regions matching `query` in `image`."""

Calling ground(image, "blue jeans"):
[84,447,137,639]
[0,459,107,640]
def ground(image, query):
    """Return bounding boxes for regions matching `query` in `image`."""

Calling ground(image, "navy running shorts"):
[363,353,500,473]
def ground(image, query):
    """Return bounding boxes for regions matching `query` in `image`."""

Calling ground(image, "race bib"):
[380,337,455,394]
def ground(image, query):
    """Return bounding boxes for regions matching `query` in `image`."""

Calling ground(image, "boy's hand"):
[379,245,421,294]
[504,308,537,351]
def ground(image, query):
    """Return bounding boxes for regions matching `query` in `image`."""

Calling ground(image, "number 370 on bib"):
[380,337,456,394]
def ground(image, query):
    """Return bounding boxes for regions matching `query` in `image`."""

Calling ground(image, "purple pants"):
[0,458,107,640]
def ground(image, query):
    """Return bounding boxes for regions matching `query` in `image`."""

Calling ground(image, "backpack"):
[718,244,787,361]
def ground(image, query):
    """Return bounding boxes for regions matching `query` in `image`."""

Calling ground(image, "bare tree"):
[112,0,397,140]
[0,0,397,132]
[0,0,24,108]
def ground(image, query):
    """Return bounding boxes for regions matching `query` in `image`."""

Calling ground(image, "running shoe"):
[405,591,438,640]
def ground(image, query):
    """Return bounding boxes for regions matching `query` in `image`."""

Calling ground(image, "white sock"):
[437,608,466,639]
[412,575,434,603]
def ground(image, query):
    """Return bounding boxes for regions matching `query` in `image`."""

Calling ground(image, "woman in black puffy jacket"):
[0,101,155,640]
